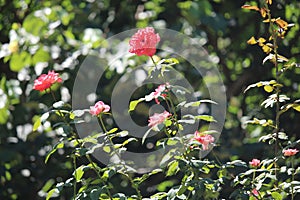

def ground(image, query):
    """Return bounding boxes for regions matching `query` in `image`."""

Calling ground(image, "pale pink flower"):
[249,159,261,167]
[194,131,215,150]
[129,27,160,56]
[33,70,62,91]
[89,101,110,116]
[283,148,299,157]
[145,83,169,104]
[148,111,171,128]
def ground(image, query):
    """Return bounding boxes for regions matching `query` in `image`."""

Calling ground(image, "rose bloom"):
[89,101,110,116]
[145,83,169,104]
[33,70,62,91]
[129,27,160,56]
[148,111,171,128]
[249,158,261,167]
[194,131,215,150]
[251,188,259,198]
[283,148,299,157]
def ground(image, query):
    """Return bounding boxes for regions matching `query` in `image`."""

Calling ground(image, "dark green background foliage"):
[0,0,299,199]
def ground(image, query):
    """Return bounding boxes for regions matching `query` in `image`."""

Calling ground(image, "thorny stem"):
[98,114,142,199]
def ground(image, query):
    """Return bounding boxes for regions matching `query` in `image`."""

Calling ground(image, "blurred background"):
[0,0,300,199]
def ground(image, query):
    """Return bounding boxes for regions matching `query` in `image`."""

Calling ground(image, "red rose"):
[33,70,62,91]
[129,27,160,56]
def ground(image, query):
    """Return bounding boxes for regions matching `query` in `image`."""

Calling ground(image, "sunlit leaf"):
[166,160,179,176]
[264,85,273,93]
[194,115,216,122]
[257,37,266,44]
[241,5,260,11]
[103,146,111,153]
[129,98,144,112]
[262,44,272,54]
[33,117,41,131]
[46,188,59,200]
[73,165,85,182]
[293,105,300,112]
[260,8,267,18]
[247,36,257,45]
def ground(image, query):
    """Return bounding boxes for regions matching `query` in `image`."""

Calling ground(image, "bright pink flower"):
[33,70,62,91]
[148,111,171,128]
[129,27,160,56]
[194,131,215,150]
[89,101,110,116]
[249,159,261,167]
[145,83,169,104]
[251,188,259,198]
[283,148,299,157]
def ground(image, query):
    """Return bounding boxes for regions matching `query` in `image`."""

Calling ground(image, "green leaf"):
[23,14,46,36]
[90,188,102,200]
[264,85,274,93]
[195,115,216,122]
[293,105,300,112]
[33,117,41,131]
[45,141,64,163]
[32,47,50,65]
[46,188,59,200]
[129,98,144,112]
[271,192,282,200]
[73,165,85,182]
[166,160,179,176]
[107,128,118,135]
[41,179,55,193]
[103,146,111,153]
[9,51,31,72]
[0,108,9,124]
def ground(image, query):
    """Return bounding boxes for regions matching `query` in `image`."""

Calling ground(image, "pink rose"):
[33,70,62,91]
[194,131,215,150]
[89,101,110,116]
[249,158,261,167]
[129,27,160,56]
[283,148,299,157]
[148,111,171,128]
[145,83,169,104]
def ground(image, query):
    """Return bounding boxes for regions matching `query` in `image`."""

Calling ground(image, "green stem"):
[98,114,142,199]
[291,157,295,200]
[266,3,280,186]
[73,155,77,199]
